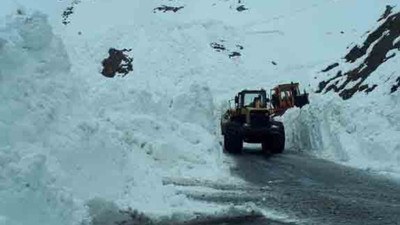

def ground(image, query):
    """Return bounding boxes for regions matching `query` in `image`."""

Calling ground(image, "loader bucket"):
[294,94,309,108]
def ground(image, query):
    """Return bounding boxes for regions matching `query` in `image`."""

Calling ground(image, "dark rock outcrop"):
[236,5,248,12]
[317,7,400,99]
[391,77,400,93]
[210,41,244,59]
[321,63,339,72]
[153,5,184,13]
[62,0,81,25]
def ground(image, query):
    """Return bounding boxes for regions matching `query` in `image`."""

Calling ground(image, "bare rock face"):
[317,6,400,99]
[101,48,133,78]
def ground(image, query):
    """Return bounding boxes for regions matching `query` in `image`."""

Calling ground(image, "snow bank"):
[0,11,86,225]
[0,10,229,225]
[284,92,400,176]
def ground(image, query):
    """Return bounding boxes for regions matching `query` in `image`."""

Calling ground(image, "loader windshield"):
[240,91,266,108]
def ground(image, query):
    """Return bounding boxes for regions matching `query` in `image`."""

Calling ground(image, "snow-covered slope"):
[1,0,400,224]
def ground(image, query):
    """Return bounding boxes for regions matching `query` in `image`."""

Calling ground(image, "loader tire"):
[224,123,243,154]
[263,121,285,154]
[270,131,285,154]
[261,142,269,153]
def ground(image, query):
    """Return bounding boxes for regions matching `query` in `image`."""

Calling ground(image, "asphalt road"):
[175,148,400,225]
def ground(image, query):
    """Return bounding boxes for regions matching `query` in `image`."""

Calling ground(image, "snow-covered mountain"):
[317,6,400,99]
[285,4,400,178]
[0,0,399,224]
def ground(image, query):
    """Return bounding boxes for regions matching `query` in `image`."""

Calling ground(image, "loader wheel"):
[270,131,285,154]
[224,134,243,154]
[263,122,285,154]
[224,123,243,154]
[261,142,269,153]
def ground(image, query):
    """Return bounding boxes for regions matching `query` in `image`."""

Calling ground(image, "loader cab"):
[271,84,298,108]
[235,90,268,109]
[270,82,309,115]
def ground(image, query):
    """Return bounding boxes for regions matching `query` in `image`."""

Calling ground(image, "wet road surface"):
[174,149,400,225]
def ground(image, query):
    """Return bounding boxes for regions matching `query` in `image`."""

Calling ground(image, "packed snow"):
[1,0,400,224]
[284,92,400,176]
